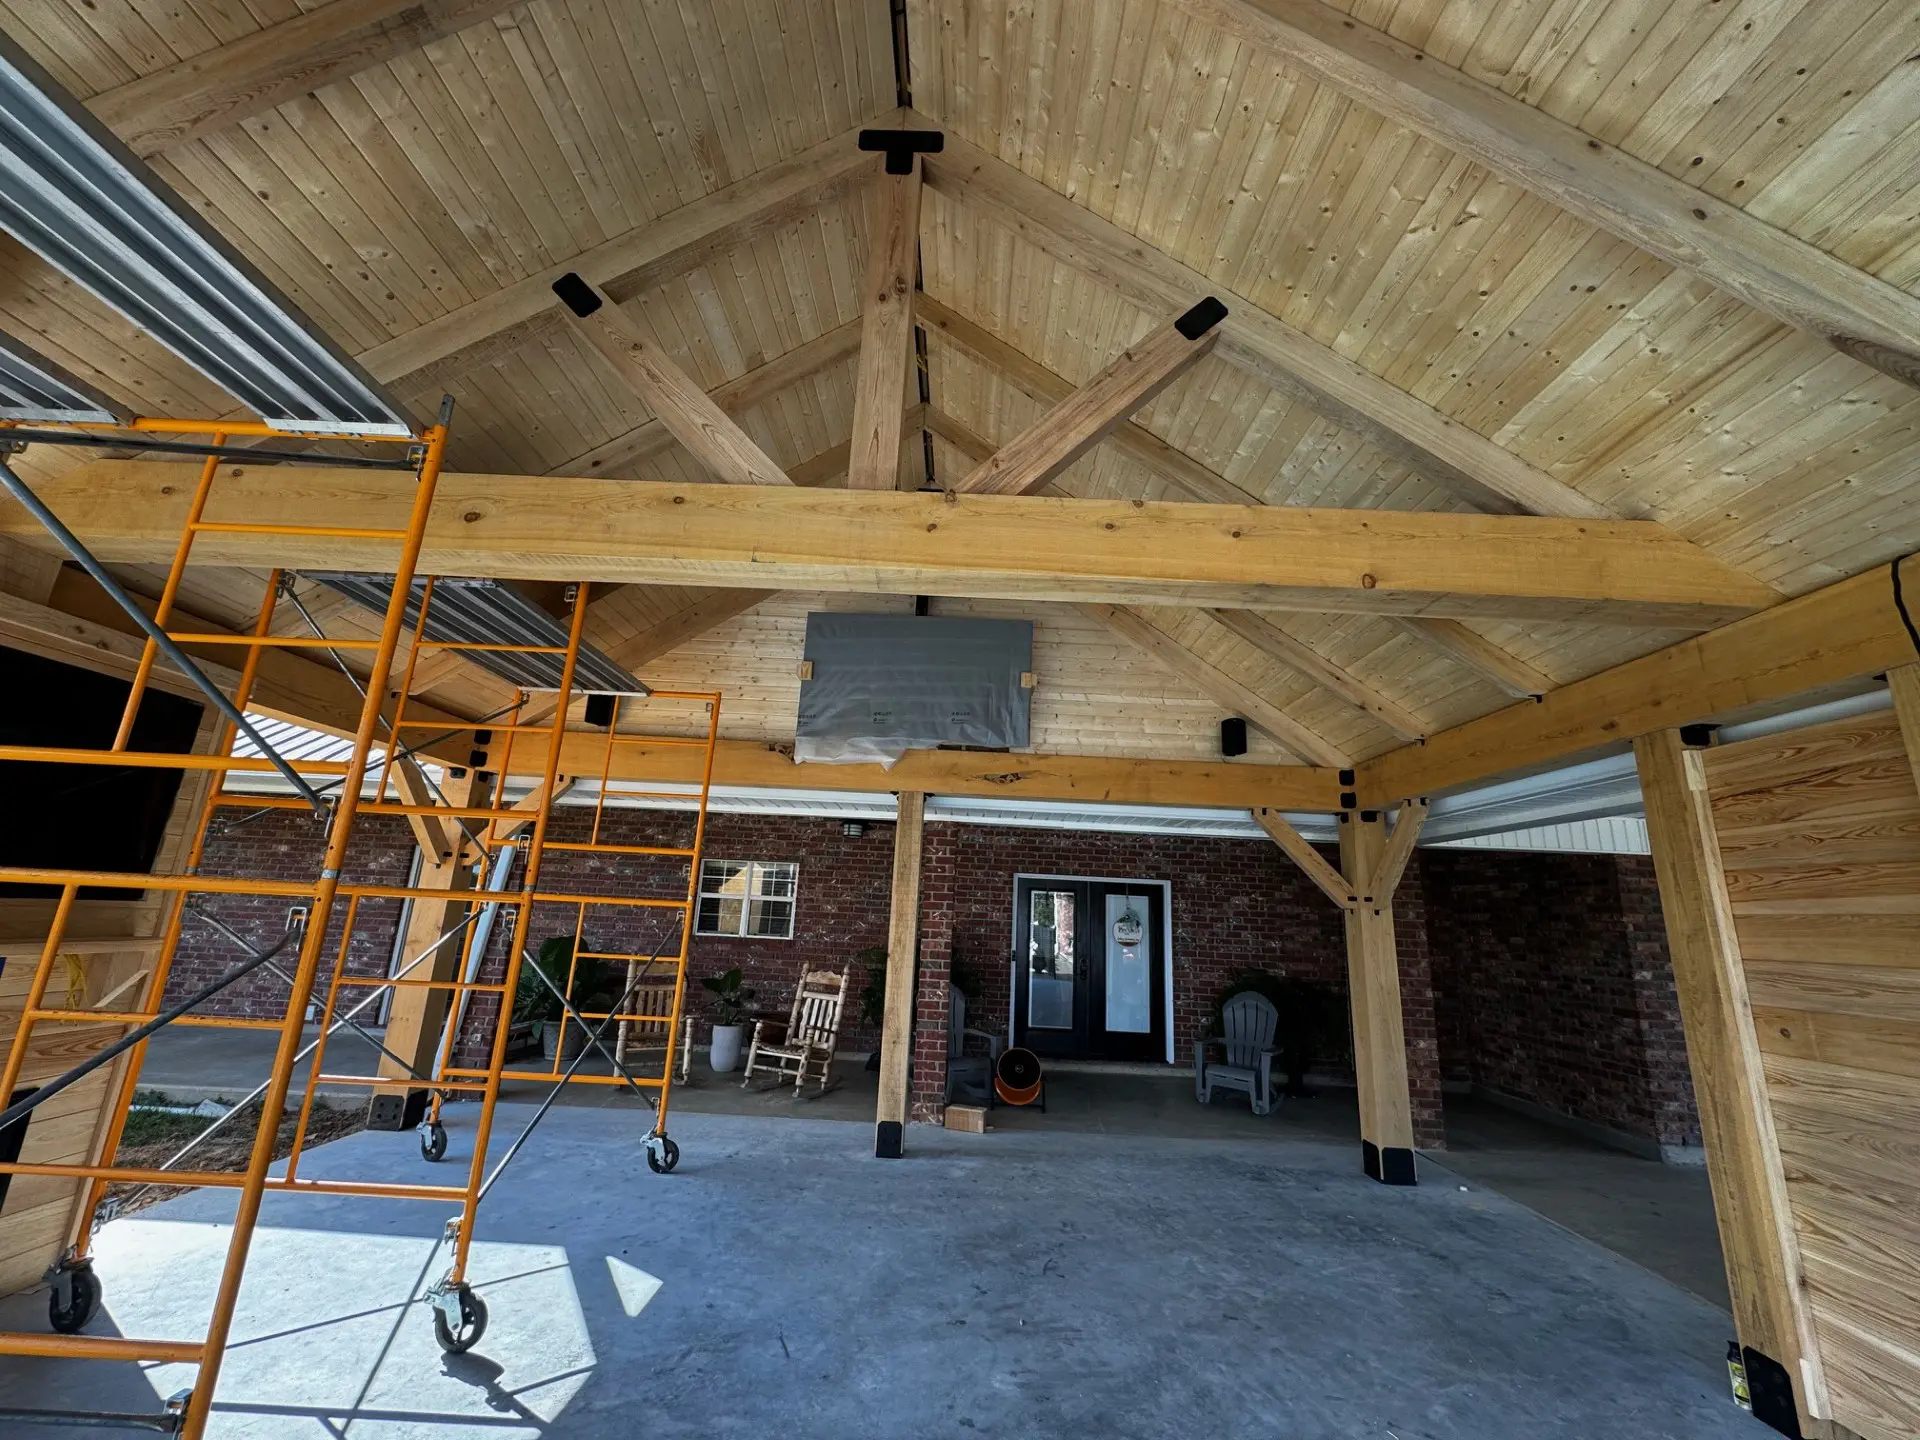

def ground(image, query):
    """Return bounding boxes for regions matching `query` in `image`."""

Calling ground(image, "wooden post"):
[874,790,925,1158]
[1633,729,1825,1432]
[846,155,922,491]
[1338,809,1417,1185]
[369,766,491,1126]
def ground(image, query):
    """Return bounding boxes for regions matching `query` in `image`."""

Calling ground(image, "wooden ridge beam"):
[87,0,523,156]
[552,320,861,479]
[916,117,1614,519]
[917,293,1261,505]
[1088,603,1347,767]
[13,462,1781,627]
[1362,558,1920,803]
[556,275,793,488]
[848,150,925,490]
[1389,616,1554,701]
[953,299,1226,497]
[356,126,876,396]
[1207,609,1427,742]
[478,733,1343,811]
[1166,0,1920,389]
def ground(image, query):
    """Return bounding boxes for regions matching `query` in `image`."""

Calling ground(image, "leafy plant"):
[699,967,757,1026]
[512,935,618,1026]
[1212,969,1348,1098]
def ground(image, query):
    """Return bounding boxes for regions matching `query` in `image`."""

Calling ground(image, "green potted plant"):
[521,935,619,1064]
[699,967,757,1072]
[853,945,888,1070]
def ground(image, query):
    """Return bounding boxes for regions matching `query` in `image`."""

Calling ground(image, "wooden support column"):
[369,767,491,1125]
[1337,805,1425,1185]
[1633,730,1825,1429]
[875,790,925,1159]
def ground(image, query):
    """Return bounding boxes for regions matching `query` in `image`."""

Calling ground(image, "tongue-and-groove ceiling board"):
[0,0,1913,768]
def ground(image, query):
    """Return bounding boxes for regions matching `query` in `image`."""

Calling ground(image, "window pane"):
[753,863,796,899]
[748,898,794,938]
[695,897,726,934]
[1028,889,1075,1029]
[700,859,748,895]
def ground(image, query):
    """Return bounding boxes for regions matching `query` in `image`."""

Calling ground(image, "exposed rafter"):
[552,320,860,479]
[1389,616,1555,702]
[557,274,793,488]
[1165,0,1920,389]
[916,118,1616,521]
[953,300,1226,497]
[87,0,526,156]
[1205,609,1427,742]
[14,462,1782,624]
[1087,602,1348,767]
[917,293,1261,505]
[355,126,877,396]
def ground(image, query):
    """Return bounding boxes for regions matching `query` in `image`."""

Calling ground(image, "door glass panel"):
[1104,895,1151,1033]
[1027,889,1076,1029]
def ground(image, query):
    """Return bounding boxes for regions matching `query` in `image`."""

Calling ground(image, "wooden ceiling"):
[0,0,1915,773]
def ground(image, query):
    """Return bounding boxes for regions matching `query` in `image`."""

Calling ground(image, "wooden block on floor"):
[944,1105,986,1134]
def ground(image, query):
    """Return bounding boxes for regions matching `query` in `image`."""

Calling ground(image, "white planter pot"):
[709,1023,744,1073]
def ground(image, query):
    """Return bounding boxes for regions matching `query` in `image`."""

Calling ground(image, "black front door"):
[1013,877,1165,1063]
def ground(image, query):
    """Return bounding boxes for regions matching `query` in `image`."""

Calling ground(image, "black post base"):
[367,1089,430,1131]
[1362,1140,1417,1186]
[1742,1347,1803,1438]
[874,1120,904,1159]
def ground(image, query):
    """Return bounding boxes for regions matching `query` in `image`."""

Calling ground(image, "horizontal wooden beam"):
[955,301,1223,496]
[356,126,876,395]
[87,0,522,156]
[1087,603,1348,767]
[483,734,1343,811]
[1363,559,1920,803]
[1167,0,1920,389]
[917,293,1261,505]
[917,116,1613,519]
[12,462,1780,626]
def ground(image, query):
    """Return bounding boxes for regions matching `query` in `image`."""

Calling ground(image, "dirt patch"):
[107,1100,367,1218]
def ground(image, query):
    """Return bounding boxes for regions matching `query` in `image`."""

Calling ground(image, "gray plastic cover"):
[795,612,1033,766]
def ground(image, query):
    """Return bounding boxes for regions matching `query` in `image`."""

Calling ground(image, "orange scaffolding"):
[0,410,720,1435]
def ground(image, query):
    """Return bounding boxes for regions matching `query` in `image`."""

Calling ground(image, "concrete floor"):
[136,1028,1732,1309]
[0,1102,1764,1439]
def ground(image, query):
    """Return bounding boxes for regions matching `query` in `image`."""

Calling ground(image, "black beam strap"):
[858,127,944,175]
[552,272,601,318]
[1174,296,1229,340]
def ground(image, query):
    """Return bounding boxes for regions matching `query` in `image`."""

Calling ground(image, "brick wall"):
[1421,849,1700,1148]
[161,809,413,1020]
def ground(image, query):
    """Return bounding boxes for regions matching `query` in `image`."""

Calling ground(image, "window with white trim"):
[695,859,798,939]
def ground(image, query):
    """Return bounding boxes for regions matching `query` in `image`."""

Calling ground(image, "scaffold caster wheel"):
[47,1263,100,1334]
[645,1135,679,1174]
[431,1285,488,1354]
[420,1122,448,1162]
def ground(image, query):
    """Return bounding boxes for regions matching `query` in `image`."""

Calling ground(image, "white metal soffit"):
[0,33,410,435]
[220,687,1897,852]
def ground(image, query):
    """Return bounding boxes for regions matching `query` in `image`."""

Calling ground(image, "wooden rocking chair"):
[741,967,848,1096]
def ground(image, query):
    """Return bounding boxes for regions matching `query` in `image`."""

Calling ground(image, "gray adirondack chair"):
[945,985,1004,1105]
[1194,991,1279,1116]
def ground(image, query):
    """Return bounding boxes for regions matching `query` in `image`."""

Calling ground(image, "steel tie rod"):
[0,457,324,810]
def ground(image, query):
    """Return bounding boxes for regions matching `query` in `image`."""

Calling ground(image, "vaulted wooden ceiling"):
[0,0,1915,773]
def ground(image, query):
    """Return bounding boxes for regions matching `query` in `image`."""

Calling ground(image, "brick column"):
[908,823,956,1122]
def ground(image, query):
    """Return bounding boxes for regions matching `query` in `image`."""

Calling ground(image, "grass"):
[107,1094,367,1217]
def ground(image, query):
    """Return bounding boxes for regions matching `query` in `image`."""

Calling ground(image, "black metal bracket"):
[858,127,944,174]
[1174,296,1229,339]
[552,272,601,318]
